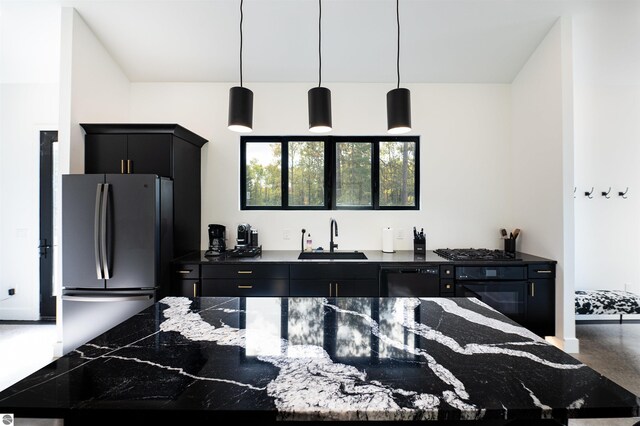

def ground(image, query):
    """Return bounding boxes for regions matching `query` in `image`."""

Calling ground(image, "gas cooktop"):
[434,248,520,261]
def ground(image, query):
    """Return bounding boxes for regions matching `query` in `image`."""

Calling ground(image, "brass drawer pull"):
[336,283,339,297]
[238,285,253,289]
[127,159,132,174]
[329,282,332,297]
[120,159,125,174]
[237,271,253,274]
[176,270,192,274]
[535,270,552,274]
[530,282,536,297]
[193,283,197,298]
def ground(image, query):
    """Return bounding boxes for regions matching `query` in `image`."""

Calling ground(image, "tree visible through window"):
[245,142,281,207]
[240,136,419,210]
[379,141,416,207]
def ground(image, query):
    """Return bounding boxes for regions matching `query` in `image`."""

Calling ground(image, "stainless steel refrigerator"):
[61,174,172,354]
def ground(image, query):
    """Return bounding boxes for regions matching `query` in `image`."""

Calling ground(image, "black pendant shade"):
[228,86,253,133]
[308,86,332,133]
[387,87,411,134]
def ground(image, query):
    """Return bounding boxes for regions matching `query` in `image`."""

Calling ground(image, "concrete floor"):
[1,322,639,425]
[570,322,640,426]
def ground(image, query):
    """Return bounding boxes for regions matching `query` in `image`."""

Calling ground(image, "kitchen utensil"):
[513,228,521,240]
[500,229,507,238]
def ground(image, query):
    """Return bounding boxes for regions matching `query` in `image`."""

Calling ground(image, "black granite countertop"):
[175,250,556,264]
[0,297,636,425]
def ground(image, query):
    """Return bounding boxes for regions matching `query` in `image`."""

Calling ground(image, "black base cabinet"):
[81,124,208,257]
[201,264,290,297]
[290,264,379,297]
[171,254,556,337]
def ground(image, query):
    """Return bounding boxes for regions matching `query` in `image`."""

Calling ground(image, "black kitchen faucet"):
[330,218,339,253]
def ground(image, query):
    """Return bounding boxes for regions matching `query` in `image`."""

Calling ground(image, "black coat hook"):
[601,187,611,199]
[584,187,594,199]
[618,187,629,199]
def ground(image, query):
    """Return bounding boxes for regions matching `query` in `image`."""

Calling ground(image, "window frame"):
[240,135,419,211]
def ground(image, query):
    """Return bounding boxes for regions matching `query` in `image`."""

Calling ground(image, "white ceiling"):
[16,0,623,83]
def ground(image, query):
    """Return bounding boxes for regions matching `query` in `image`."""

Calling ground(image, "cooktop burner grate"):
[434,248,520,261]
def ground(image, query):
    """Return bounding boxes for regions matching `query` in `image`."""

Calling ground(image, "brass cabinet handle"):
[237,271,253,274]
[238,285,253,289]
[193,283,197,298]
[329,282,332,297]
[530,282,536,297]
[120,159,125,174]
[177,270,192,274]
[535,270,552,274]
[127,159,132,174]
[336,282,339,297]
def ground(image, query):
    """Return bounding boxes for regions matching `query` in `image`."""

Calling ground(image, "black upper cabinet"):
[84,134,126,174]
[81,124,208,256]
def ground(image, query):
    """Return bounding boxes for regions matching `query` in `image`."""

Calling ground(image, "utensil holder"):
[504,238,516,254]
[414,241,426,254]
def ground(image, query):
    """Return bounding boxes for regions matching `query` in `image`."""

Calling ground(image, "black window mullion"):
[325,137,333,210]
[240,139,247,210]
[282,139,289,209]
[372,141,380,210]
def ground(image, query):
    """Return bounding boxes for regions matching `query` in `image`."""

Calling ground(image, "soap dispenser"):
[305,233,313,252]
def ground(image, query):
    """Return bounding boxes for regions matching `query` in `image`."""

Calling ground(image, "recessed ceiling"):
[34,0,612,83]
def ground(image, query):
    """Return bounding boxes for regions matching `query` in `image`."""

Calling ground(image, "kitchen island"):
[0,297,638,425]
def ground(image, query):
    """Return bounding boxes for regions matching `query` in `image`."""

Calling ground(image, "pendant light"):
[228,0,253,133]
[387,0,411,134]
[308,0,332,133]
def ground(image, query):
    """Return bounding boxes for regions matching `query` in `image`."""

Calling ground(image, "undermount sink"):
[298,251,368,260]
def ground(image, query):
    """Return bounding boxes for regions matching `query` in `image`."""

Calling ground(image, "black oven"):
[454,266,527,324]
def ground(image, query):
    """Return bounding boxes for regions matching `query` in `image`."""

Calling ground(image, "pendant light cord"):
[318,0,322,88]
[396,0,400,89]
[240,0,244,88]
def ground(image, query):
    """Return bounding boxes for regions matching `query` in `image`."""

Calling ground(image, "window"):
[240,136,419,210]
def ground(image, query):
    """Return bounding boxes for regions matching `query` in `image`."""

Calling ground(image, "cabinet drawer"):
[528,264,555,279]
[440,265,454,279]
[173,264,199,279]
[201,278,289,297]
[290,264,378,280]
[202,264,289,279]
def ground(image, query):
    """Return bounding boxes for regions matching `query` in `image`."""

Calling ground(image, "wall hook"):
[584,187,594,199]
[574,187,577,199]
[601,187,611,199]
[618,187,629,199]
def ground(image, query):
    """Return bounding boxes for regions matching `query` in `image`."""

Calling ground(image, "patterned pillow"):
[575,290,640,315]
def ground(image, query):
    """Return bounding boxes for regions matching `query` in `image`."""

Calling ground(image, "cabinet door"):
[335,280,379,297]
[85,134,126,174]
[290,280,331,297]
[126,134,172,177]
[290,279,379,297]
[173,279,200,297]
[526,279,555,337]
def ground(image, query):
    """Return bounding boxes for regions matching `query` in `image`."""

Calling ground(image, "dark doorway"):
[39,130,57,320]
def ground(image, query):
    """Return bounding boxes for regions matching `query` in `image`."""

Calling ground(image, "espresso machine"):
[227,223,261,257]
[204,224,226,257]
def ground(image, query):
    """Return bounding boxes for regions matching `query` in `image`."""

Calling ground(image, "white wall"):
[510,19,577,351]
[59,8,131,175]
[0,2,60,319]
[573,2,640,298]
[130,82,512,251]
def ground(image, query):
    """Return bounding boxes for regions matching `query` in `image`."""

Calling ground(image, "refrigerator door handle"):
[94,183,104,280]
[62,294,153,303]
[101,183,111,279]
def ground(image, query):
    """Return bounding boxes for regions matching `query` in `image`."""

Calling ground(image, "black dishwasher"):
[380,266,440,297]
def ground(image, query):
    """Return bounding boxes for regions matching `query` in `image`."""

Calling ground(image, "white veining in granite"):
[521,382,553,419]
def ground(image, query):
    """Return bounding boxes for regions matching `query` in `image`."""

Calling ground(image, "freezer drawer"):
[61,290,154,354]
